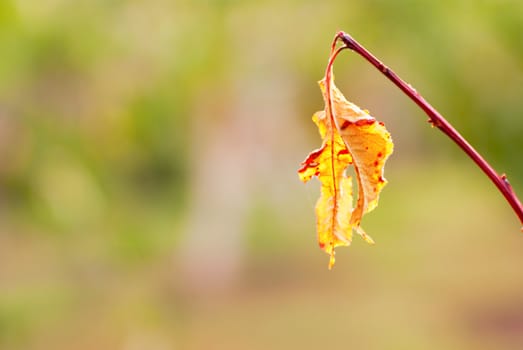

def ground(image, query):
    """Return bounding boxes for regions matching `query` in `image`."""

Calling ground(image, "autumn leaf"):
[299,47,393,269]
[298,108,354,269]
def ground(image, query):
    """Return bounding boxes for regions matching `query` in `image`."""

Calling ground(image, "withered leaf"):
[299,66,393,269]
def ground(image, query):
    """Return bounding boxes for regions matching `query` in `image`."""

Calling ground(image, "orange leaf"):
[328,80,394,229]
[299,56,393,269]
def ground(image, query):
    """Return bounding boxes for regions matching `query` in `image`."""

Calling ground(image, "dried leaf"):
[329,80,394,228]
[298,110,354,268]
[299,66,393,269]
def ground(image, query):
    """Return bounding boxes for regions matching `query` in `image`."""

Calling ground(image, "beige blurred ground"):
[1,1,523,349]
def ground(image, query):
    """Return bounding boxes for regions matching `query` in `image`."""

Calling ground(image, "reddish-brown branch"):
[335,31,523,230]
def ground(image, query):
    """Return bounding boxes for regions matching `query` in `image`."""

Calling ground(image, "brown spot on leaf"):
[340,120,351,130]
[355,119,375,127]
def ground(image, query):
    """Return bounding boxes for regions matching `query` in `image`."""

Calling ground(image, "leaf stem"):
[335,31,523,230]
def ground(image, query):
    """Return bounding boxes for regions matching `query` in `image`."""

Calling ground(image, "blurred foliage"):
[0,0,522,349]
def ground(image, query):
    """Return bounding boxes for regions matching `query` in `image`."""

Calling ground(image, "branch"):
[335,31,523,231]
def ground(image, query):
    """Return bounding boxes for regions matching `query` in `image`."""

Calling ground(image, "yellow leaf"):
[299,110,354,268]
[326,79,394,229]
[299,64,393,269]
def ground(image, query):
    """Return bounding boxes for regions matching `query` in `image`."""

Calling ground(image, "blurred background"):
[1,0,523,349]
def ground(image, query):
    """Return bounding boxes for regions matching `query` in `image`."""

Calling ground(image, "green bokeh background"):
[1,1,523,349]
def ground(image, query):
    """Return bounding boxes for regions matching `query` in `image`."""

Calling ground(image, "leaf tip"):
[328,251,336,270]
[356,226,375,245]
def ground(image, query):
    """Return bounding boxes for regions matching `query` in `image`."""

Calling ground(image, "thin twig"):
[335,31,523,230]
